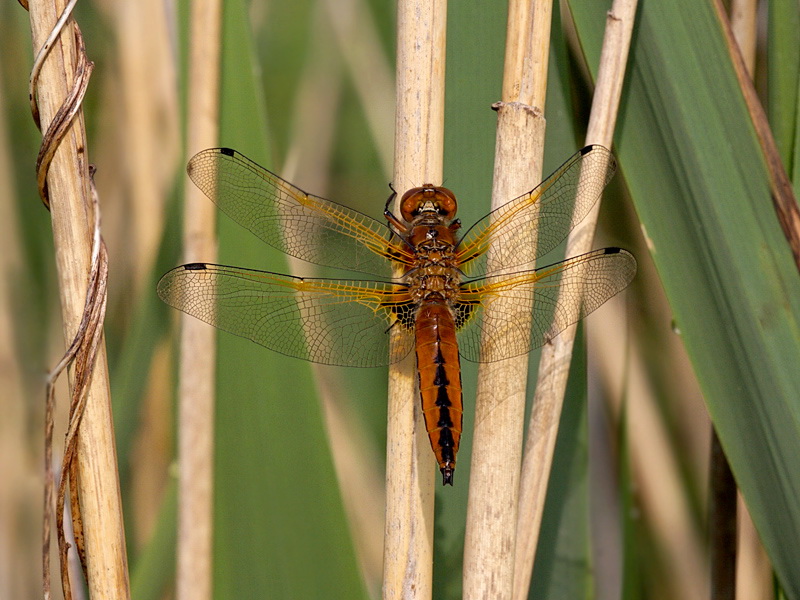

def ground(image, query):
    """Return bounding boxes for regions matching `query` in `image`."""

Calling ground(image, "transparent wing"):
[456,145,616,277]
[454,248,636,362]
[157,263,416,367]
[187,148,414,277]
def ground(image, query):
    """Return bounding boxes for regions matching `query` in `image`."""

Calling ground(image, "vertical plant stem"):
[383,1,447,598]
[708,429,737,600]
[514,1,638,597]
[463,1,550,599]
[27,0,129,597]
[176,2,222,599]
[736,492,774,599]
[729,0,757,76]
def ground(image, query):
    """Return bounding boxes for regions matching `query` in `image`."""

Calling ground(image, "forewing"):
[187,148,413,277]
[455,248,636,362]
[456,145,616,277]
[157,263,416,367]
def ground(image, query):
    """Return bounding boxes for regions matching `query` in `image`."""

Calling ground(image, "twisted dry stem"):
[24,1,124,598]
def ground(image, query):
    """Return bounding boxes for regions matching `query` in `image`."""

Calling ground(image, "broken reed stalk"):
[26,0,129,598]
[513,2,638,598]
[461,1,551,599]
[383,0,447,598]
[176,1,222,600]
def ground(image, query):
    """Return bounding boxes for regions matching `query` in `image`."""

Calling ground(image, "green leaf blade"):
[569,0,800,596]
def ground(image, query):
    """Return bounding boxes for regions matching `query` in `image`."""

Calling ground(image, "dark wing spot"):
[184,263,207,271]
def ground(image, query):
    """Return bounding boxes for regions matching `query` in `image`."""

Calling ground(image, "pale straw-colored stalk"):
[513,2,638,598]
[383,1,447,598]
[737,491,774,599]
[729,0,758,76]
[27,0,129,597]
[462,1,551,599]
[176,1,221,599]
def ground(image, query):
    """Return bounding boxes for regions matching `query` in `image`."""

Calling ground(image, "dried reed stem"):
[27,0,129,598]
[176,1,222,599]
[462,2,550,598]
[709,429,737,600]
[514,2,638,597]
[737,493,774,598]
[383,1,447,598]
[729,0,757,76]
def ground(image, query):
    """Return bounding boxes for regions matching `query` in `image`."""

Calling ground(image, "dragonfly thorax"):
[405,246,461,305]
[407,223,458,250]
[406,268,461,305]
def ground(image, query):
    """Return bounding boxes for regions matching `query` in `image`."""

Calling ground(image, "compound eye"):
[436,187,458,218]
[399,188,426,221]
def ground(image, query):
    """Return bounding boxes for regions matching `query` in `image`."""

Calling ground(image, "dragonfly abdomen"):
[414,303,463,485]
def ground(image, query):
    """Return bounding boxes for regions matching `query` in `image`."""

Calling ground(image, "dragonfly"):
[158,145,636,485]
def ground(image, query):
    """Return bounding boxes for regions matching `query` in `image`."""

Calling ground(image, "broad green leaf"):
[212,2,367,598]
[569,1,800,597]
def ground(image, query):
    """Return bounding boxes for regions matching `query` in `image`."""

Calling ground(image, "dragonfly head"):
[400,185,458,222]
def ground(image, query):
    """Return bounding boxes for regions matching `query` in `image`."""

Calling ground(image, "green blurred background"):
[2,0,799,599]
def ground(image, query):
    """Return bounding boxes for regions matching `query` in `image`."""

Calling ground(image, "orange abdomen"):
[414,303,463,485]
